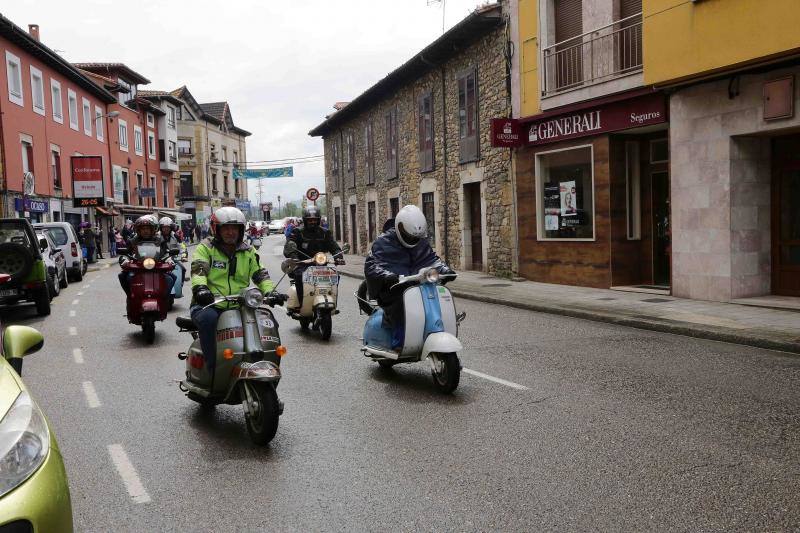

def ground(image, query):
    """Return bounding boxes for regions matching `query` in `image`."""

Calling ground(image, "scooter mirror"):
[281,258,295,274]
[341,244,351,254]
[285,241,298,252]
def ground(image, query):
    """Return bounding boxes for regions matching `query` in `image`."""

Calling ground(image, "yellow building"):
[642,0,800,302]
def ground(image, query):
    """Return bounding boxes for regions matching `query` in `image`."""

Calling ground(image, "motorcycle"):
[356,266,466,393]
[119,243,179,343]
[176,287,287,445]
[282,242,349,340]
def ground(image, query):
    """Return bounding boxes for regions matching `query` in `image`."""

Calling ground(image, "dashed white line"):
[69,310,76,317]
[69,327,77,336]
[82,284,89,289]
[77,291,84,296]
[71,299,79,305]
[72,348,84,364]
[463,368,529,390]
[107,444,151,504]
[82,381,101,408]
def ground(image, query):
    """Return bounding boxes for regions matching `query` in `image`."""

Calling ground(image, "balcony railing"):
[178,185,208,200]
[542,13,642,96]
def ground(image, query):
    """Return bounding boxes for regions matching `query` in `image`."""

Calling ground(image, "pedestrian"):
[194,223,201,243]
[121,219,133,242]
[81,222,96,263]
[95,224,104,259]
[108,225,117,257]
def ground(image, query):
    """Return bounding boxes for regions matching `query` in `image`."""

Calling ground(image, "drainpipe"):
[440,65,450,266]
[339,128,346,245]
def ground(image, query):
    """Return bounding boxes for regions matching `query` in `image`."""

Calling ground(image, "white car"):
[268,218,288,233]
[36,230,68,298]
[34,222,86,282]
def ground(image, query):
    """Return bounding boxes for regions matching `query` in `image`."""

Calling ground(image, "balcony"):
[178,185,209,201]
[542,13,642,97]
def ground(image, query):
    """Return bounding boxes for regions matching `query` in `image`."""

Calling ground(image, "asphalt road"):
[6,233,800,532]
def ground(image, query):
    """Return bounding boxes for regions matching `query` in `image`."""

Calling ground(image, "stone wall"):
[321,22,514,275]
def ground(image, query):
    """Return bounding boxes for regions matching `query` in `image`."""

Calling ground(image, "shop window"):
[422,192,435,245]
[625,142,641,240]
[536,145,594,240]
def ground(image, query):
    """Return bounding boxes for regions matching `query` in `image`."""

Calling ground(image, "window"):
[146,113,154,127]
[223,173,229,196]
[6,51,23,106]
[334,206,342,241]
[330,139,339,192]
[21,139,34,177]
[457,67,479,162]
[179,172,193,197]
[367,201,376,243]
[68,89,78,130]
[176,106,182,120]
[222,146,228,164]
[51,79,63,123]
[211,173,218,193]
[136,172,143,206]
[625,142,641,240]
[234,177,240,197]
[178,139,192,155]
[210,143,217,162]
[147,131,156,159]
[82,98,92,136]
[365,120,375,185]
[650,138,668,163]
[167,106,176,129]
[118,78,135,105]
[118,119,129,151]
[121,169,129,204]
[134,126,143,155]
[422,192,436,246]
[349,204,357,248]
[389,197,399,219]
[30,66,45,115]
[554,0,584,90]
[418,91,434,172]
[95,106,104,141]
[536,145,594,240]
[162,177,168,207]
[233,151,239,168]
[386,108,398,179]
[346,132,355,188]
[51,147,61,189]
[168,141,176,163]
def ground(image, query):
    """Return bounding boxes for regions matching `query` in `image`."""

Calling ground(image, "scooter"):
[282,242,349,340]
[167,254,185,309]
[176,287,287,445]
[119,243,178,343]
[356,267,466,393]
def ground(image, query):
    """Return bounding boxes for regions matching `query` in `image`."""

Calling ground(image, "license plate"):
[0,288,18,297]
[303,267,339,286]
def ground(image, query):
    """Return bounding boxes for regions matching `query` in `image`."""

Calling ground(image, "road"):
[6,234,800,531]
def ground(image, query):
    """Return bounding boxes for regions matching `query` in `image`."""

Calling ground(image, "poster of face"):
[560,180,577,216]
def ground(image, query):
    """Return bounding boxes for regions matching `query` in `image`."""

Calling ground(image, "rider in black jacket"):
[283,206,344,308]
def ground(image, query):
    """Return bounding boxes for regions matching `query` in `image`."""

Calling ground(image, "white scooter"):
[282,242,349,340]
[357,267,466,393]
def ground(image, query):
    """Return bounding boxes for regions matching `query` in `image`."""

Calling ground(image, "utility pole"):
[427,0,446,34]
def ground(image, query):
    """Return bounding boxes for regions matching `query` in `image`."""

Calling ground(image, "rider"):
[159,216,185,282]
[118,215,175,296]
[190,207,283,370]
[283,206,344,308]
[364,204,456,347]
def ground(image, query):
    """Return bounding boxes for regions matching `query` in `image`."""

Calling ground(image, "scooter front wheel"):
[319,312,332,341]
[430,352,461,394]
[142,315,156,344]
[242,382,280,445]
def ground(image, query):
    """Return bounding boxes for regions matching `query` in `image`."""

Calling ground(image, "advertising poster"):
[543,182,561,232]
[71,156,104,199]
[113,165,125,204]
[560,180,577,216]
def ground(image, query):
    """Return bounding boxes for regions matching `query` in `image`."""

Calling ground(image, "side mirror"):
[3,325,44,359]
[285,241,298,252]
[341,244,351,254]
[281,258,296,274]
[39,238,48,252]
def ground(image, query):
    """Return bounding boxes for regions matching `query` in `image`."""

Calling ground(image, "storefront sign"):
[139,187,156,198]
[14,198,49,213]
[73,198,102,208]
[112,165,125,204]
[526,93,666,146]
[491,118,522,147]
[71,156,105,206]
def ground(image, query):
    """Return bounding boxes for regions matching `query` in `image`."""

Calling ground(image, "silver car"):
[33,222,86,282]
[35,231,68,298]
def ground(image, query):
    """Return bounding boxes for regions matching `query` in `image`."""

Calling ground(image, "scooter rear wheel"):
[430,352,460,394]
[299,317,310,330]
[319,313,332,341]
[243,382,280,445]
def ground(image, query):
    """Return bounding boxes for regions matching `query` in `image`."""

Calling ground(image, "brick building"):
[310,3,516,275]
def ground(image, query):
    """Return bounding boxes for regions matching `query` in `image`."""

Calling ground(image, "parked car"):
[0,273,73,530]
[267,217,288,233]
[36,230,68,298]
[33,222,86,282]
[0,218,51,316]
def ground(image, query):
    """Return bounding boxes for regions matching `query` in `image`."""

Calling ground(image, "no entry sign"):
[306,188,320,202]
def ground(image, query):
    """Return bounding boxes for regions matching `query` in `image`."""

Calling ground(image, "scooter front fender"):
[223,361,281,402]
[420,332,463,359]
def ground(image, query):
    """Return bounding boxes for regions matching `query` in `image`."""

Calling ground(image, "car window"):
[44,227,69,246]
[35,232,51,251]
[0,222,31,247]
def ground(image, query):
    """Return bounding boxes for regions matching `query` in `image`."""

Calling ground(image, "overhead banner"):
[232,167,293,180]
[71,156,105,208]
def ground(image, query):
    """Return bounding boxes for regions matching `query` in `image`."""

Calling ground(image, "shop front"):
[515,90,669,290]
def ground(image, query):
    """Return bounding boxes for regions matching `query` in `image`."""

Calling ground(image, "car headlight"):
[0,391,50,498]
[425,269,440,284]
[143,258,156,270]
[243,288,264,308]
[314,252,327,266]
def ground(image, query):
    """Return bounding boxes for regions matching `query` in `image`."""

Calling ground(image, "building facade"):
[310,3,515,275]
[173,86,250,225]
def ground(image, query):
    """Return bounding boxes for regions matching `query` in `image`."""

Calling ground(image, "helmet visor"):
[398,222,422,247]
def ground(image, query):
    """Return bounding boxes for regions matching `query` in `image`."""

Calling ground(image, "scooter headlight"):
[314,252,327,266]
[425,269,440,284]
[243,288,264,308]
[0,391,50,498]
[143,258,156,270]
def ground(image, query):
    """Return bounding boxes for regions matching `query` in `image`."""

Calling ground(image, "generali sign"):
[490,118,521,147]
[526,93,667,146]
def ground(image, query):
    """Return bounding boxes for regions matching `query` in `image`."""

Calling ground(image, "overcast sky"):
[1,0,488,207]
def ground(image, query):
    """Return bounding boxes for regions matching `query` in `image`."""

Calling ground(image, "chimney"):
[28,24,40,41]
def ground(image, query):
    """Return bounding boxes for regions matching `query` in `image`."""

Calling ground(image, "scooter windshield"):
[136,242,161,259]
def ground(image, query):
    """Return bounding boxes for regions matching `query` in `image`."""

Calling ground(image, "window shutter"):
[555,0,582,44]
[458,70,479,163]
[159,139,165,162]
[426,93,434,172]
[620,0,641,19]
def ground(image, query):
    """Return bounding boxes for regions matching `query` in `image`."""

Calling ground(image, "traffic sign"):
[306,188,320,202]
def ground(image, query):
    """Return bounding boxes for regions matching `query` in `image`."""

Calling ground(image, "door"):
[465,183,483,270]
[349,204,357,251]
[772,137,800,296]
[651,171,670,287]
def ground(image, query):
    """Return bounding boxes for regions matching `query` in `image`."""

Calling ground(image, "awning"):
[96,206,120,216]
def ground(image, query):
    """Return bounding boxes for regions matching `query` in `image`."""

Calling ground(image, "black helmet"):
[303,206,321,229]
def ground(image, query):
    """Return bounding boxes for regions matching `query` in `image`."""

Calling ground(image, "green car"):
[0,294,72,531]
[0,218,51,316]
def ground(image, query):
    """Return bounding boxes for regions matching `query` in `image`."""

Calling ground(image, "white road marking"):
[71,299,79,305]
[69,327,77,336]
[463,368,529,390]
[82,381,101,408]
[77,291,84,296]
[72,348,84,364]
[69,310,76,317]
[107,444,152,504]
[82,285,89,289]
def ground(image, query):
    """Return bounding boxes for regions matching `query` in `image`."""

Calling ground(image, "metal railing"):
[178,185,208,199]
[542,13,642,96]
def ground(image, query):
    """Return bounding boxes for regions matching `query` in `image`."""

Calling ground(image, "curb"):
[337,270,800,355]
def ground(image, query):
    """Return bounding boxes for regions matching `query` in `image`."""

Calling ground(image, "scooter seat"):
[176,316,198,331]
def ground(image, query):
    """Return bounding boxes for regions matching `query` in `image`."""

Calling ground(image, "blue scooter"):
[357,267,466,393]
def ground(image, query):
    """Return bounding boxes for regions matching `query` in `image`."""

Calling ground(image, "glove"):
[193,285,215,306]
[267,293,289,307]
[385,274,400,289]
[441,270,457,285]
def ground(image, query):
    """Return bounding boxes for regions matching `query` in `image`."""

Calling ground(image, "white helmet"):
[210,207,246,242]
[395,205,428,248]
[158,216,174,228]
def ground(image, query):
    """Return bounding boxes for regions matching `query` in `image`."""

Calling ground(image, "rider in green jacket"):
[190,207,284,369]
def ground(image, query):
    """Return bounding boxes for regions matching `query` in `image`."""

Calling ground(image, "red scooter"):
[120,242,178,343]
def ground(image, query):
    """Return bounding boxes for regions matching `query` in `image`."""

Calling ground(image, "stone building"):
[309,3,516,275]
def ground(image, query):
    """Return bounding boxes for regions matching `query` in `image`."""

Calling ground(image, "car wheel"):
[59,267,69,289]
[0,243,34,283]
[48,271,60,298]
[35,286,51,316]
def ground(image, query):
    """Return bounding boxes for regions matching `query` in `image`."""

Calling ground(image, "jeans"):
[190,304,223,370]
[109,240,117,257]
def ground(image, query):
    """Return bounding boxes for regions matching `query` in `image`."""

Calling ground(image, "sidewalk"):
[337,254,800,355]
